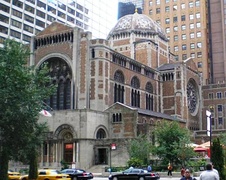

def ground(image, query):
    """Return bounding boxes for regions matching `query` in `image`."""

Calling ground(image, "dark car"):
[108,168,160,180]
[61,168,93,180]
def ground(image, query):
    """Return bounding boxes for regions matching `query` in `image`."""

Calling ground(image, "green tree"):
[0,39,55,180]
[127,135,151,165]
[153,121,196,166]
[211,138,225,179]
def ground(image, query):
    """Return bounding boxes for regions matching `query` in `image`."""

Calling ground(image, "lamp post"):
[206,110,212,158]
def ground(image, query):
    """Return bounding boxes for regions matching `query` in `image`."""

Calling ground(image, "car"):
[61,168,93,180]
[108,168,160,180]
[19,169,71,180]
[8,170,21,180]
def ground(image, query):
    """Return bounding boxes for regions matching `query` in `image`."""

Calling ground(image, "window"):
[173,5,177,11]
[208,93,214,99]
[174,35,178,41]
[218,104,223,111]
[197,62,202,68]
[197,42,202,48]
[181,15,186,21]
[149,1,153,6]
[190,43,195,49]
[197,32,201,37]
[182,54,187,60]
[182,34,186,40]
[0,25,8,34]
[190,23,194,29]
[173,26,178,31]
[0,4,10,13]
[25,4,34,14]
[196,13,200,19]
[217,92,222,99]
[11,19,21,28]
[190,33,195,38]
[189,14,194,20]
[114,71,125,103]
[196,22,201,28]
[24,24,33,33]
[173,16,178,22]
[165,6,170,12]
[195,0,200,7]
[156,8,160,14]
[149,9,152,15]
[24,14,34,23]
[181,3,185,9]
[218,117,223,125]
[197,52,202,58]
[36,19,45,28]
[12,9,22,18]
[189,2,194,7]
[0,14,9,24]
[165,18,170,24]
[166,27,170,33]
[13,0,23,8]
[181,25,186,30]
[96,128,106,138]
[23,34,31,42]
[36,10,45,18]
[165,0,169,2]
[10,29,21,39]
[68,7,75,15]
[156,0,160,5]
[190,53,195,58]
[131,77,140,108]
[182,44,186,50]
[37,0,46,9]
[174,46,178,51]
[146,82,153,110]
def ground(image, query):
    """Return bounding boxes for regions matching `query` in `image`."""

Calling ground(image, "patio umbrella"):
[194,146,208,152]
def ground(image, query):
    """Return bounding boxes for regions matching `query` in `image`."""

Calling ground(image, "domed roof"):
[107,12,167,40]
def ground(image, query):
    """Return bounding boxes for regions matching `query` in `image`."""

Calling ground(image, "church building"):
[27,12,201,170]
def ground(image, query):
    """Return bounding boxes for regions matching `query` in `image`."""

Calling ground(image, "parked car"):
[19,169,71,180]
[108,168,160,180]
[8,170,21,180]
[61,168,94,180]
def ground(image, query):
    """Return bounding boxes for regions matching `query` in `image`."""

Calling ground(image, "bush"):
[127,158,143,168]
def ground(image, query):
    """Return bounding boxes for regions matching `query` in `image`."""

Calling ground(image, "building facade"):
[143,0,209,84]
[0,0,117,47]
[9,12,202,170]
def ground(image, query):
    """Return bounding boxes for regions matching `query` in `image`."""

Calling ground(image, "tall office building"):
[0,0,118,47]
[208,0,226,83]
[143,0,209,84]
[118,0,144,19]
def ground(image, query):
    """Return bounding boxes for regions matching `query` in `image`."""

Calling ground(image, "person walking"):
[199,163,219,180]
[167,163,173,176]
[180,169,197,180]
[147,164,152,172]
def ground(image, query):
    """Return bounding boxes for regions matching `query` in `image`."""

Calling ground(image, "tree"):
[211,138,225,179]
[127,135,151,166]
[153,121,196,167]
[0,39,55,180]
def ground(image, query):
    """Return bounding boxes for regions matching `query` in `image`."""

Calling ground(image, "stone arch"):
[94,125,109,139]
[54,124,77,140]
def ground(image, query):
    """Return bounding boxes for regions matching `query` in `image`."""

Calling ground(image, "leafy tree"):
[0,39,55,180]
[211,138,225,179]
[127,135,151,165]
[153,121,196,167]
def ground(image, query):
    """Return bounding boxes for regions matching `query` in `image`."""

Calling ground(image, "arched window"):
[96,128,106,139]
[131,76,140,107]
[114,70,125,103]
[41,58,72,110]
[145,82,153,110]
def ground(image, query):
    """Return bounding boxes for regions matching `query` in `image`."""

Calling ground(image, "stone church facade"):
[22,12,202,170]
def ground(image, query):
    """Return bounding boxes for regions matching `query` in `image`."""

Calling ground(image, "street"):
[93,177,200,180]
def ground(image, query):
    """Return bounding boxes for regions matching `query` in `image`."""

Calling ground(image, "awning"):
[194,146,208,152]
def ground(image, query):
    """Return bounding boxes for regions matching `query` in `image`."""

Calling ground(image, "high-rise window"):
[165,18,170,24]
[165,6,170,12]
[173,16,178,22]
[189,14,194,20]
[174,35,178,41]
[181,15,186,21]
[189,2,194,8]
[182,34,186,40]
[181,24,186,30]
[190,33,195,38]
[182,44,186,50]
[190,23,194,29]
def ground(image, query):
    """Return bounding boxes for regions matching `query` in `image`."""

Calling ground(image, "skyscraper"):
[143,0,209,84]
[0,0,118,47]
[118,0,144,19]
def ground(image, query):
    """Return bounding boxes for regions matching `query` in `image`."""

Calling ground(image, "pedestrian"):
[211,162,219,176]
[181,166,185,177]
[180,169,197,180]
[167,163,173,176]
[199,163,219,180]
[147,164,152,172]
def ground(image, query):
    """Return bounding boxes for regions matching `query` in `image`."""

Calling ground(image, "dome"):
[107,12,167,40]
